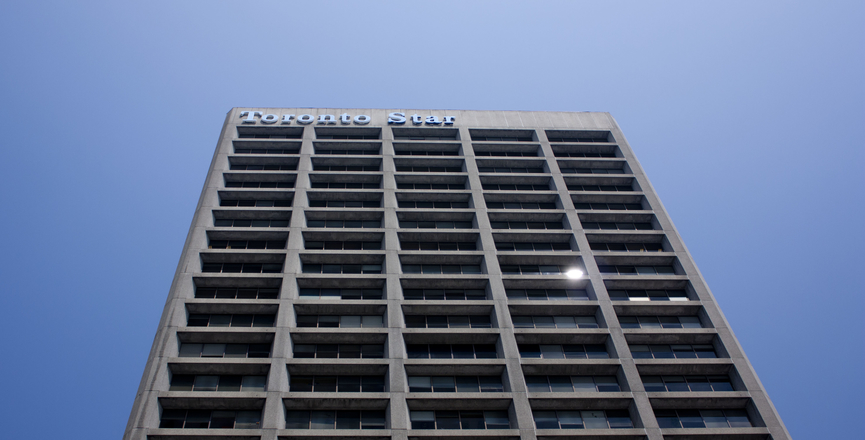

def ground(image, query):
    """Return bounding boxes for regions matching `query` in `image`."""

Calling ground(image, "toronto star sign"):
[239,111,455,126]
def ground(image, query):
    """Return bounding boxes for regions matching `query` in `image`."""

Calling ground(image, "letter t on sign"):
[239,111,262,124]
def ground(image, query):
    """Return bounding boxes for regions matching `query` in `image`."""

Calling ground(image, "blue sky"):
[0,1,862,438]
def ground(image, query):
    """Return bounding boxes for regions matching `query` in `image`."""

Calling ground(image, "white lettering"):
[239,111,262,124]
[260,114,278,124]
[318,114,337,125]
[354,115,371,125]
[297,114,315,124]
[425,115,442,125]
[411,114,423,125]
[443,116,455,125]
[388,112,406,125]
[281,114,295,124]
[340,113,352,124]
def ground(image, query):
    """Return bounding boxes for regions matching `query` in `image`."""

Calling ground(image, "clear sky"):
[0,1,862,438]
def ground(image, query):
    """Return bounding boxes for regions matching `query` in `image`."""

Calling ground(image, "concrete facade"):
[123,109,791,440]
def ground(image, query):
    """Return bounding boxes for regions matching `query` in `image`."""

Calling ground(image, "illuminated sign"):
[239,111,455,126]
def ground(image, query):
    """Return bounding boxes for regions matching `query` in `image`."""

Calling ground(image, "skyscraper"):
[124,108,790,440]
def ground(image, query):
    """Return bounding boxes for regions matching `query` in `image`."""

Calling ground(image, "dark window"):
[597,265,676,275]
[305,241,381,250]
[642,375,733,392]
[229,164,296,171]
[195,287,280,299]
[285,410,385,429]
[302,263,382,274]
[395,166,463,173]
[629,344,718,359]
[485,201,557,210]
[187,314,275,327]
[483,183,549,191]
[618,316,702,329]
[178,343,271,358]
[395,150,459,156]
[297,288,382,300]
[295,315,384,328]
[201,262,283,274]
[525,376,620,392]
[654,409,752,429]
[589,242,663,252]
[512,315,598,329]
[410,410,509,429]
[313,165,379,171]
[573,202,644,211]
[233,147,300,154]
[214,218,290,228]
[208,239,285,249]
[477,167,544,173]
[474,151,539,157]
[405,315,492,329]
[397,183,465,190]
[159,409,261,429]
[554,152,616,157]
[308,200,381,208]
[402,289,486,300]
[559,168,625,175]
[406,344,497,359]
[399,220,474,229]
[401,264,481,274]
[532,410,632,429]
[568,184,632,191]
[289,375,385,392]
[398,201,470,209]
[607,289,689,301]
[169,374,266,392]
[400,241,477,251]
[408,376,504,393]
[581,221,654,230]
[495,242,570,251]
[306,219,382,228]
[310,182,380,189]
[292,344,384,359]
[499,265,567,275]
[489,220,564,230]
[518,344,609,359]
[314,149,379,155]
[220,199,293,207]
[506,289,589,300]
[224,181,294,189]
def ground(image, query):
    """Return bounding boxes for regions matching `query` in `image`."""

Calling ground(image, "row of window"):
[518,344,609,359]
[400,241,477,251]
[506,288,589,300]
[214,219,290,228]
[406,344,497,359]
[160,410,261,429]
[315,165,379,171]
[195,287,280,299]
[485,202,557,209]
[401,264,482,274]
[533,410,632,429]
[296,315,384,328]
[293,344,385,359]
[225,181,294,188]
[308,200,380,208]
[590,242,663,252]
[220,199,293,207]
[495,242,570,251]
[512,315,598,329]
[399,220,473,229]
[298,288,383,300]
[398,201,470,209]
[489,221,564,230]
[574,202,644,211]
[619,316,702,329]
[482,184,549,191]
[403,289,486,300]
[560,168,624,174]
[395,166,462,173]
[201,263,282,274]
[408,376,503,393]
[304,241,381,250]
[229,164,295,170]
[179,343,271,358]
[404,315,492,328]
[631,344,717,359]
[301,264,383,274]
[598,265,676,275]
[288,375,385,392]
[208,240,285,249]
[187,314,275,327]
[477,167,544,173]
[169,375,266,392]
[310,182,379,189]
[286,410,385,430]
[397,183,465,190]
[526,375,619,392]
[410,410,509,429]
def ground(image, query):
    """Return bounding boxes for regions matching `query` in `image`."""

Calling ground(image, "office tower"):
[124,108,790,440]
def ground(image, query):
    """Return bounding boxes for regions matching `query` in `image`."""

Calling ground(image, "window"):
[406,344,497,359]
[289,375,385,392]
[598,265,675,275]
[230,164,296,171]
[201,263,283,274]
[490,221,564,230]
[525,375,619,392]
[546,131,611,143]
[397,183,465,190]
[305,241,381,250]
[402,264,481,274]
[619,316,702,329]
[568,184,632,191]
[655,409,752,429]
[559,168,624,175]
[308,200,381,208]
[313,165,379,171]
[195,287,280,300]
[405,315,492,328]
[512,315,598,329]
[643,375,733,392]
[314,149,379,155]
[188,314,275,327]
[396,166,463,173]
[159,409,261,429]
[410,410,509,429]
[179,343,270,358]
[573,203,643,211]
[214,218,290,228]
[506,289,589,300]
[533,410,632,429]
[608,289,689,301]
[590,242,663,252]
[581,221,653,230]
[234,147,299,154]
[518,344,609,359]
[296,315,384,328]
[302,264,382,274]
[237,127,303,139]
[225,181,294,189]
[293,344,384,359]
[306,219,381,228]
[499,265,567,275]
[316,135,379,140]
[485,202,557,210]
[474,151,538,157]
[298,288,383,300]
[555,152,616,158]
[477,167,544,173]
[170,374,267,392]
[495,242,570,251]
[398,201,470,209]
[408,376,503,392]
[399,220,474,229]
[400,241,477,251]
[471,133,534,142]
[310,182,380,189]
[483,184,549,190]
[208,240,286,250]
[285,410,385,429]
[629,344,717,359]
[220,199,293,207]
[395,150,459,156]
[403,289,486,300]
